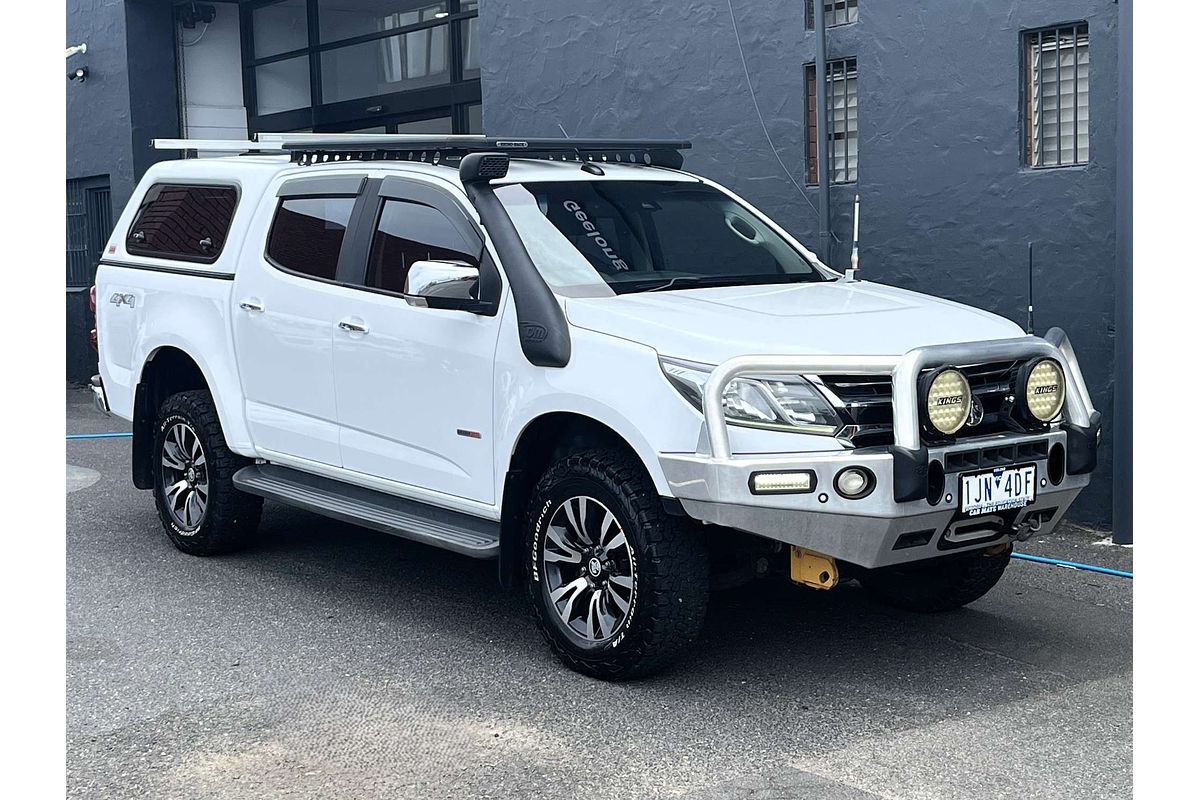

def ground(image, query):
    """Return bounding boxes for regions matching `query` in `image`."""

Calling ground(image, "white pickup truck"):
[93,135,1100,680]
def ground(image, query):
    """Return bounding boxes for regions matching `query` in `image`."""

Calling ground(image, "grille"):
[818,361,1028,447]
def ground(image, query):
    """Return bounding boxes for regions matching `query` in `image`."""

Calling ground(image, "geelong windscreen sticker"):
[563,200,630,271]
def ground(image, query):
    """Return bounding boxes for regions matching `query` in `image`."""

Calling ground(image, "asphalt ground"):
[66,387,1132,799]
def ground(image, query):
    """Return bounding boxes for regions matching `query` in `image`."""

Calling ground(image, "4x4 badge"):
[109,292,136,308]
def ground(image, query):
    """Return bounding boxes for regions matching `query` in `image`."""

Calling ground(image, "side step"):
[233,464,500,559]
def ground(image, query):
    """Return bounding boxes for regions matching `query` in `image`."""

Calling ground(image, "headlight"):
[1020,358,1066,422]
[659,357,842,435]
[922,368,971,435]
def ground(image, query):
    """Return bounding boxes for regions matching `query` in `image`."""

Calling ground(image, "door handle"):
[239,298,264,312]
[338,319,369,334]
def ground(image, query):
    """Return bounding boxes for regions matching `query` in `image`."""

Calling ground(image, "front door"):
[232,174,367,466]
[331,177,502,504]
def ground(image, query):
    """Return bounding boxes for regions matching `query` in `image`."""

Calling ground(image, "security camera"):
[175,3,217,29]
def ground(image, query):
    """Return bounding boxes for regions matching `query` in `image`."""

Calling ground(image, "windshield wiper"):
[640,274,810,293]
[644,276,706,292]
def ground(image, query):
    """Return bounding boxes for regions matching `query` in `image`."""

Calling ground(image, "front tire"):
[859,545,1012,612]
[153,390,262,556]
[526,449,708,680]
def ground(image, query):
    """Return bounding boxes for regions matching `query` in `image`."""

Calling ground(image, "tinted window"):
[366,199,480,294]
[495,181,822,296]
[126,184,238,262]
[650,196,778,275]
[266,197,356,280]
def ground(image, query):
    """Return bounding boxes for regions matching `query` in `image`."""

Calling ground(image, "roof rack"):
[151,138,284,155]
[153,134,691,169]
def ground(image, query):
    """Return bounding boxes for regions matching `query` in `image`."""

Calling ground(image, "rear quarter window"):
[126,183,239,263]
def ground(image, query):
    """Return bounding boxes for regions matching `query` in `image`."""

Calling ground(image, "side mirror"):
[404,260,489,312]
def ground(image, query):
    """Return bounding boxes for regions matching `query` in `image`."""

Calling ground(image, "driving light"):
[834,466,875,499]
[923,368,971,435]
[750,470,816,495]
[1021,358,1066,422]
[660,357,843,435]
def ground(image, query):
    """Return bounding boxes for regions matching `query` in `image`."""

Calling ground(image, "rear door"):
[232,174,367,466]
[330,176,502,504]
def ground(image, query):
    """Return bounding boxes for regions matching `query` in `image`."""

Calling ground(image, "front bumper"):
[662,430,1090,568]
[660,329,1098,569]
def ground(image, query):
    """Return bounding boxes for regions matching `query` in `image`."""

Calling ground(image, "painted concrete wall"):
[67,0,136,212]
[480,0,1118,526]
[66,0,181,383]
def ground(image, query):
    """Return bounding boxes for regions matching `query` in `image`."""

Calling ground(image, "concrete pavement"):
[66,388,1132,799]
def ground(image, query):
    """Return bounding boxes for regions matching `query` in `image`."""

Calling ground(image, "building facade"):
[66,0,482,382]
[479,0,1121,528]
[65,0,1126,529]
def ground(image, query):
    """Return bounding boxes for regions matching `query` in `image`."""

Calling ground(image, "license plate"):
[959,464,1037,516]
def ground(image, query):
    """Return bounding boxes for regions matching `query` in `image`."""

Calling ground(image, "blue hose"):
[66,432,132,440]
[1012,551,1132,579]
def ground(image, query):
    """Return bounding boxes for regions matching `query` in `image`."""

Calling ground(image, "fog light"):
[750,470,816,495]
[922,368,972,435]
[834,466,875,499]
[1019,358,1066,422]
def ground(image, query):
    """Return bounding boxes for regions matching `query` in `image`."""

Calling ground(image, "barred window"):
[805,58,858,185]
[1025,23,1089,167]
[67,177,111,288]
[806,0,858,30]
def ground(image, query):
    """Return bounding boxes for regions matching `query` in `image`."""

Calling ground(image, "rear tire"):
[860,545,1011,612]
[525,449,708,680]
[153,390,261,556]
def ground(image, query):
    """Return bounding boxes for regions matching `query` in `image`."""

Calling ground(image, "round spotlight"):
[922,368,971,435]
[1020,358,1066,422]
[834,466,875,499]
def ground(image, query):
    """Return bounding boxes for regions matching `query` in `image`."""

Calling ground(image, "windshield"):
[494,180,828,296]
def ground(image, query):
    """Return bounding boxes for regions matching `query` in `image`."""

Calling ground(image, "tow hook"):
[790,547,839,590]
[1012,515,1043,543]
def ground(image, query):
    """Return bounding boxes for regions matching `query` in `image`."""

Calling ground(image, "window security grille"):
[806,0,858,30]
[1025,23,1089,167]
[66,178,111,289]
[806,58,858,185]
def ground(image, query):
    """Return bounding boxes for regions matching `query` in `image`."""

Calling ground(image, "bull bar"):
[659,328,1099,569]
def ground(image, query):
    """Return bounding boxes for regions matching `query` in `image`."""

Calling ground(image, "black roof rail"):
[252,134,692,170]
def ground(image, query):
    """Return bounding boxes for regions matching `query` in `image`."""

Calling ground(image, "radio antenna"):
[1026,242,1035,334]
[845,194,861,281]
